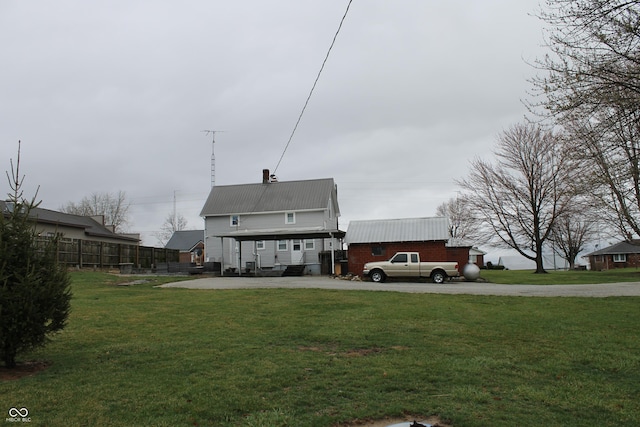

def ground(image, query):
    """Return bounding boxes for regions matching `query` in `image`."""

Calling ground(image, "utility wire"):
[272,0,353,175]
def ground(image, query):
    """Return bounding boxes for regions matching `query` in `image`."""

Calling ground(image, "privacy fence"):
[38,237,179,269]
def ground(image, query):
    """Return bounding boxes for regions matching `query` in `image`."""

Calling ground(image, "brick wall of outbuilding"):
[178,242,205,265]
[446,247,472,272]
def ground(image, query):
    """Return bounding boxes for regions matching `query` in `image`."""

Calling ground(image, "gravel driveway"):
[158,276,640,297]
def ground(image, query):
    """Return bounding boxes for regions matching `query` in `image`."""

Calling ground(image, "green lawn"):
[2,271,639,426]
[480,267,640,284]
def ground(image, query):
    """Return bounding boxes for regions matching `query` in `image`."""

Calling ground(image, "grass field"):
[2,271,639,426]
[480,266,640,284]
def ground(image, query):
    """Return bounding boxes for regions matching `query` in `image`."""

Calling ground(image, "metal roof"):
[345,217,451,244]
[200,178,337,216]
[165,230,204,251]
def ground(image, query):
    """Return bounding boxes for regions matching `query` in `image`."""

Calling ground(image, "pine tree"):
[0,142,72,368]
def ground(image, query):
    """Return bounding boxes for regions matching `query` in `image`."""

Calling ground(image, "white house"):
[200,169,344,275]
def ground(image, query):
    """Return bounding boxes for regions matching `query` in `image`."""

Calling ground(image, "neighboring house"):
[0,200,139,245]
[200,169,344,275]
[586,240,640,270]
[345,217,467,275]
[165,230,205,265]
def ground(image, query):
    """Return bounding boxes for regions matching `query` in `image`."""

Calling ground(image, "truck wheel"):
[370,270,386,283]
[431,270,446,284]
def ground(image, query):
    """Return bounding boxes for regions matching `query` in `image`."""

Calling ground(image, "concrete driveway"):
[158,276,640,297]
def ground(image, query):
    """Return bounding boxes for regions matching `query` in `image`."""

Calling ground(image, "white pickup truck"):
[363,252,459,284]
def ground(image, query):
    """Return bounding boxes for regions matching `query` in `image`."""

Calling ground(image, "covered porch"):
[214,227,345,276]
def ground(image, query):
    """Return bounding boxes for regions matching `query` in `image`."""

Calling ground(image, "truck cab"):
[385,252,421,278]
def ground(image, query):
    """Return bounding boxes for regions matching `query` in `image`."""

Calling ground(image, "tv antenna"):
[202,130,225,188]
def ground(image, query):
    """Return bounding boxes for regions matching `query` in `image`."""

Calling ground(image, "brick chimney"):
[262,169,270,184]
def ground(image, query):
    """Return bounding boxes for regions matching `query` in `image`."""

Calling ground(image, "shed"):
[165,230,205,265]
[344,217,455,276]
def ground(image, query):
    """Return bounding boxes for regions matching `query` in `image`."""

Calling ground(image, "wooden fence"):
[39,237,179,269]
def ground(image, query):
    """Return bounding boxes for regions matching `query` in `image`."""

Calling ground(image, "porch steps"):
[282,265,305,276]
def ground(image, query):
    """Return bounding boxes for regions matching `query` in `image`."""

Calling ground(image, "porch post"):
[238,240,242,276]
[253,241,258,277]
[330,233,336,275]
[220,237,224,276]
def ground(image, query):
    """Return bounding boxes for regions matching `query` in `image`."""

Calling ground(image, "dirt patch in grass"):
[299,345,396,357]
[335,415,452,427]
[0,360,51,381]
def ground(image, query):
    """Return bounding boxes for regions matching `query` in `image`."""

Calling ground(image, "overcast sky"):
[1,0,546,246]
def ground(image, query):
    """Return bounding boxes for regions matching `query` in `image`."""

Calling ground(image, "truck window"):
[411,253,419,263]
[392,253,407,263]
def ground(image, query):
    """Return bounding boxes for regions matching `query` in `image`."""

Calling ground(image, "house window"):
[256,241,265,250]
[304,240,315,250]
[277,240,288,251]
[293,240,302,251]
[371,246,386,257]
[230,215,240,226]
[285,212,296,224]
[613,254,627,263]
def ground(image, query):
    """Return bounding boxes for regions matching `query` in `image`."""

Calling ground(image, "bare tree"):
[155,212,188,247]
[458,123,577,273]
[435,196,478,242]
[531,0,640,116]
[531,0,640,238]
[561,108,640,239]
[550,208,595,270]
[61,191,130,233]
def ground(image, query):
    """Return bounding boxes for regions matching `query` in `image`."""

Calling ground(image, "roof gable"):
[165,230,204,251]
[345,217,451,244]
[200,178,337,217]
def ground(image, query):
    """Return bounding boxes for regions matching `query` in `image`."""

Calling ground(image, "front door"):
[291,239,304,265]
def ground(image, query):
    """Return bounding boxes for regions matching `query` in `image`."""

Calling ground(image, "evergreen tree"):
[0,142,72,368]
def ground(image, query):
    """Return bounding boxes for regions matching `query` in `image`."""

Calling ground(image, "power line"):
[272,0,354,175]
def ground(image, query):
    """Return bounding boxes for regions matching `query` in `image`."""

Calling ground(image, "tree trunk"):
[534,238,547,274]
[534,255,547,274]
